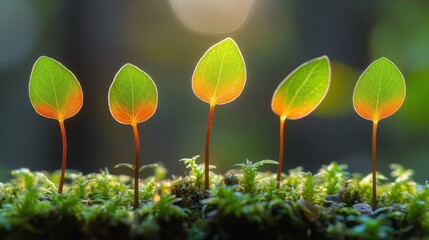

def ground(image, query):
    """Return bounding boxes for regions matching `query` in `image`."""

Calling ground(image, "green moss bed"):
[0,157,428,240]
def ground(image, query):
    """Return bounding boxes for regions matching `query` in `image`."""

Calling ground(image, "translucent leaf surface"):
[29,56,83,121]
[109,64,158,125]
[272,56,331,119]
[353,57,406,122]
[192,38,246,106]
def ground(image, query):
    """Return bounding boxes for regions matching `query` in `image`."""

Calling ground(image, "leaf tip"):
[373,57,401,72]
[318,55,329,61]
[222,37,237,44]
[35,55,50,62]
[123,63,138,70]
[34,56,64,67]
[314,55,331,69]
[218,37,241,52]
[375,56,390,62]
[317,55,331,77]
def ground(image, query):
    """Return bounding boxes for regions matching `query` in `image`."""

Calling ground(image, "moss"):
[0,162,427,239]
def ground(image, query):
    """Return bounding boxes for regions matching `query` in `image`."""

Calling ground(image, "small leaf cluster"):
[234,159,278,194]
[178,156,206,191]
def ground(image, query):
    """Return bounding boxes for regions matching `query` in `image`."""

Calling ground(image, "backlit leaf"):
[271,56,331,119]
[29,56,83,121]
[192,38,246,105]
[353,57,406,122]
[108,64,158,125]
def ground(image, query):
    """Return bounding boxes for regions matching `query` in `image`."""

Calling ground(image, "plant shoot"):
[108,64,158,209]
[192,38,246,190]
[29,56,83,194]
[353,57,406,209]
[271,56,331,189]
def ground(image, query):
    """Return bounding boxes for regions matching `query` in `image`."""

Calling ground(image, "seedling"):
[29,56,83,194]
[192,38,246,190]
[234,159,278,194]
[353,57,405,209]
[271,56,331,189]
[108,64,158,209]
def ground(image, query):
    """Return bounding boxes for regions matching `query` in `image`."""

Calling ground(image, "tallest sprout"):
[353,57,406,209]
[192,38,246,190]
[29,56,83,194]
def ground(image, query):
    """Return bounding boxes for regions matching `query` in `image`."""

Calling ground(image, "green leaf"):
[114,163,135,170]
[253,159,278,168]
[115,163,158,172]
[29,56,83,121]
[353,57,406,122]
[139,164,159,172]
[234,159,278,168]
[192,38,246,106]
[108,64,158,125]
[271,56,331,119]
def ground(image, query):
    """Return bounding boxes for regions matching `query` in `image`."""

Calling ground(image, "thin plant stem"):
[58,120,67,194]
[372,120,378,210]
[132,123,141,209]
[205,104,216,190]
[276,116,287,189]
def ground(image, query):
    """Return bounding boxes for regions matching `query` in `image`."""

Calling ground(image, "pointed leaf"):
[29,56,83,121]
[253,159,278,168]
[139,164,159,172]
[114,163,135,170]
[353,57,406,122]
[109,64,158,125]
[272,56,331,119]
[192,38,246,106]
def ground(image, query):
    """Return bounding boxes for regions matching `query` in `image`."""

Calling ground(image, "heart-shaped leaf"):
[29,56,83,121]
[109,64,158,125]
[272,56,331,119]
[353,57,406,122]
[192,38,246,106]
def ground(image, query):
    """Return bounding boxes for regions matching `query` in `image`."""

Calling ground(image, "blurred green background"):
[1,0,428,182]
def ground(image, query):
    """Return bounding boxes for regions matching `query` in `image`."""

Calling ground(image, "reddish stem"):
[276,116,286,189]
[205,104,215,190]
[58,120,67,194]
[372,120,378,210]
[132,123,141,209]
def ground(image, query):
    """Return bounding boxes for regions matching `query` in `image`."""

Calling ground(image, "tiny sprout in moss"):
[192,38,246,190]
[179,155,216,191]
[234,159,277,194]
[29,56,83,194]
[353,57,406,209]
[180,155,204,190]
[271,56,331,189]
[108,63,158,209]
[1,162,429,239]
